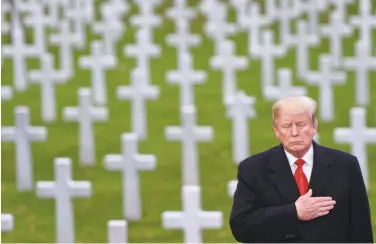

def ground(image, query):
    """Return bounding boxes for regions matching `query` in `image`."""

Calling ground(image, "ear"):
[273,124,280,140]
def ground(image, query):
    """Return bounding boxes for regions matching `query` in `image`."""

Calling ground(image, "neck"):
[286,143,312,158]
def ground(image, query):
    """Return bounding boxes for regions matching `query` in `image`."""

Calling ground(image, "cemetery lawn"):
[1,1,376,243]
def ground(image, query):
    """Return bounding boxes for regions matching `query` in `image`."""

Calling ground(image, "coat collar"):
[268,141,333,202]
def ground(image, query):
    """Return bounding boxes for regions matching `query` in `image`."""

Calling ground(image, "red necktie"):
[294,159,308,195]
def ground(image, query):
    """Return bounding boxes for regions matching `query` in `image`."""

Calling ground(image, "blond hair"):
[272,96,318,126]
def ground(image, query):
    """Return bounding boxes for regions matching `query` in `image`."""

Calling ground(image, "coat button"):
[285,233,295,239]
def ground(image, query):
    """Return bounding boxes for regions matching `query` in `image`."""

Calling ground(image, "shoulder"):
[316,143,357,162]
[238,145,280,172]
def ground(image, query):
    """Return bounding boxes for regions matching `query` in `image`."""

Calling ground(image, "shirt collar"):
[284,143,314,167]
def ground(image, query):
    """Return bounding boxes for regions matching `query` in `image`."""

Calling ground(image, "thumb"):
[305,189,312,197]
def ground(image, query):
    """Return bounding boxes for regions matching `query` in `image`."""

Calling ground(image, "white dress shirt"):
[284,144,314,182]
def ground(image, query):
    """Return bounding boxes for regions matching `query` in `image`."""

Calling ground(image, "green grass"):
[1,1,376,242]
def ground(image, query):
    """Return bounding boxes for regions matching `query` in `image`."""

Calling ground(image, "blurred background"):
[1,0,375,242]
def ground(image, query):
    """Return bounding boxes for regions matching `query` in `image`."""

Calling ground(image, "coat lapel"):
[268,144,300,202]
[308,141,333,196]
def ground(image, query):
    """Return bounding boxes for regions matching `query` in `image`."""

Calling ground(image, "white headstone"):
[258,31,286,89]
[230,0,251,28]
[41,0,61,28]
[166,52,207,107]
[264,68,307,100]
[23,3,48,55]
[276,0,296,47]
[349,0,376,51]
[210,41,249,104]
[124,28,161,86]
[66,4,88,49]
[103,0,129,19]
[104,133,156,221]
[329,0,354,21]
[293,20,320,79]
[343,41,376,106]
[1,214,14,232]
[1,107,47,191]
[36,158,92,243]
[1,86,13,101]
[240,3,269,57]
[165,105,213,186]
[165,0,196,23]
[334,107,376,191]
[162,185,223,243]
[320,10,352,67]
[92,7,124,57]
[117,68,160,140]
[63,88,108,165]
[130,0,162,41]
[165,20,202,62]
[2,26,38,91]
[50,20,76,79]
[299,0,328,34]
[305,55,346,121]
[226,91,256,164]
[79,41,117,105]
[29,53,67,123]
[107,220,128,243]
[227,180,237,197]
[203,3,237,52]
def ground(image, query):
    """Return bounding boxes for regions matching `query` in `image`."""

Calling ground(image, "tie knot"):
[295,159,305,167]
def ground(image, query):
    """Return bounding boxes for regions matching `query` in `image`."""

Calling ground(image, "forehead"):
[276,107,311,122]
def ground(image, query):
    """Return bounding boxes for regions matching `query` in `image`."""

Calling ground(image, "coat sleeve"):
[348,156,374,243]
[229,160,300,243]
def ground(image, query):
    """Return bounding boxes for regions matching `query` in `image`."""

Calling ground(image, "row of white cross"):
[2,0,376,243]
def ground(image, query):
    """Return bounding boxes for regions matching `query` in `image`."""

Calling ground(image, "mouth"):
[289,141,303,145]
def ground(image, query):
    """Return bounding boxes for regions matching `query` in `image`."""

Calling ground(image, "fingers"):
[319,205,334,212]
[317,210,330,217]
[317,200,336,207]
[312,196,333,202]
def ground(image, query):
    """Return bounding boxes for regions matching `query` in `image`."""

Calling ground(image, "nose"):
[291,124,299,137]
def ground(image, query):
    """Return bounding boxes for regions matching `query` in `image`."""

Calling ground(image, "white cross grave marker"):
[165,0,196,23]
[227,180,237,198]
[343,41,376,106]
[107,220,128,243]
[299,0,327,34]
[130,0,162,41]
[2,26,38,91]
[305,55,346,122]
[79,41,117,105]
[63,88,108,165]
[66,4,89,49]
[1,86,13,101]
[258,31,286,89]
[165,20,202,64]
[166,52,207,107]
[23,3,48,55]
[36,158,92,243]
[321,10,352,67]
[104,133,156,221]
[329,0,354,22]
[124,28,161,86]
[29,53,67,123]
[1,214,14,232]
[204,4,237,53]
[104,0,130,18]
[349,0,376,51]
[162,185,223,243]
[210,41,249,104]
[264,68,307,100]
[117,68,160,140]
[226,91,256,164]
[276,0,296,48]
[230,0,251,28]
[240,3,269,57]
[50,20,76,79]
[293,20,320,80]
[334,107,376,191]
[1,107,47,191]
[165,106,213,186]
[92,5,124,56]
